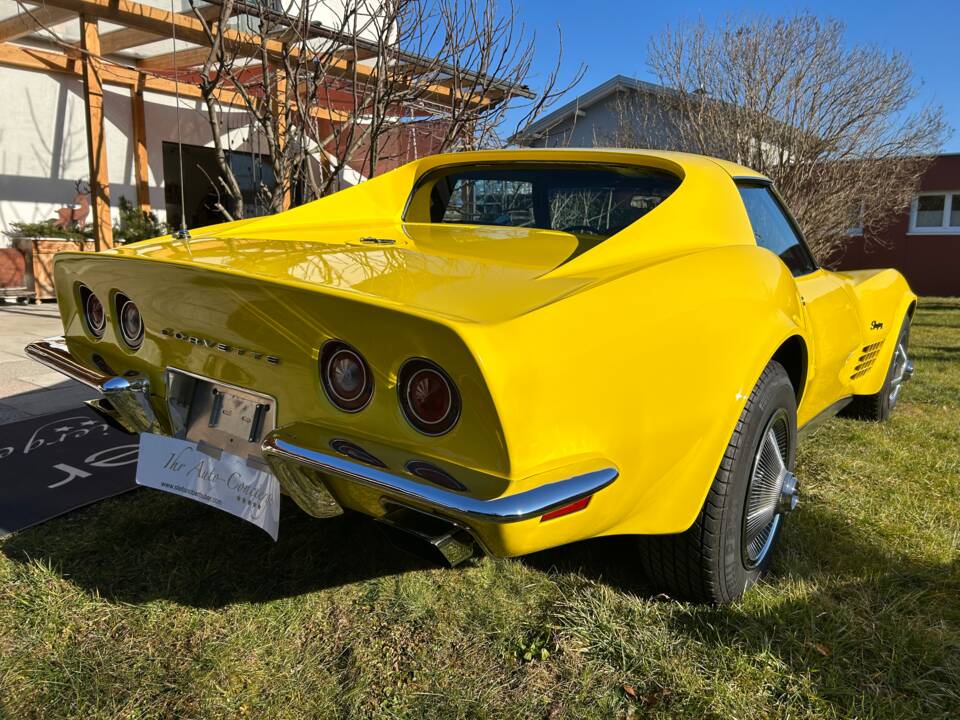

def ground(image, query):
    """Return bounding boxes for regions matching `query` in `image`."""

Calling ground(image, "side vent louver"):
[851,342,883,380]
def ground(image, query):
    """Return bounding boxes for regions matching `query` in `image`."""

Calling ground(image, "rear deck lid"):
[106,223,595,323]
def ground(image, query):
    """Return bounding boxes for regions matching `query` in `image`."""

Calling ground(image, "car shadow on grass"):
[912,345,960,362]
[914,301,960,313]
[525,499,959,610]
[521,535,659,596]
[517,500,875,600]
[526,500,960,715]
[674,501,959,714]
[1,489,454,608]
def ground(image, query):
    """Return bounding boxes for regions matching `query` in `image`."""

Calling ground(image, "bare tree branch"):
[604,13,949,262]
[172,0,575,222]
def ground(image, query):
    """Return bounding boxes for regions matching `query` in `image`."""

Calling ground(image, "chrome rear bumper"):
[262,433,618,524]
[25,336,619,528]
[25,336,161,433]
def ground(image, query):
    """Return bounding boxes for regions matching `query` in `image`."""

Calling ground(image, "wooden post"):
[131,75,150,212]
[79,14,113,250]
[273,65,290,211]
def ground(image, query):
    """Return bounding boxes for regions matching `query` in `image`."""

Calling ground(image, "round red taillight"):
[115,293,143,348]
[82,287,106,338]
[398,359,460,435]
[320,341,373,412]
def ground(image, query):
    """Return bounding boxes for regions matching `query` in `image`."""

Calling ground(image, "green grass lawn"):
[2,299,958,719]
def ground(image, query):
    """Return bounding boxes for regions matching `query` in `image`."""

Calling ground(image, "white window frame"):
[908,191,960,235]
[846,199,865,236]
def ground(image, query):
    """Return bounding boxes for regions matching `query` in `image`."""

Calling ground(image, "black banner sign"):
[0,407,139,536]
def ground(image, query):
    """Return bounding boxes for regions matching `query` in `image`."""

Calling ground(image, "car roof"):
[422,147,769,182]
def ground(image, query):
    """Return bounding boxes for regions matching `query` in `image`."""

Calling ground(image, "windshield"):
[404,163,681,238]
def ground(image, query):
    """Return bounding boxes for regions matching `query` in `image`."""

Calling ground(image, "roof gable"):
[512,74,672,144]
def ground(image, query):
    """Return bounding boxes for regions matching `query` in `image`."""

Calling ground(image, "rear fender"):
[465,244,808,546]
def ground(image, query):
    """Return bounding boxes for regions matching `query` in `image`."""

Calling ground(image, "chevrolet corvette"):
[27,149,916,603]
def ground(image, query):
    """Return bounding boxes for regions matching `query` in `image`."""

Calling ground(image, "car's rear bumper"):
[262,430,617,524]
[25,336,619,552]
[25,336,162,434]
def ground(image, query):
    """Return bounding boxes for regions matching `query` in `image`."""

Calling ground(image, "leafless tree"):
[606,14,948,262]
[182,0,578,222]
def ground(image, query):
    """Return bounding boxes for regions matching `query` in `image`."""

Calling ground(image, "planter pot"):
[12,237,96,301]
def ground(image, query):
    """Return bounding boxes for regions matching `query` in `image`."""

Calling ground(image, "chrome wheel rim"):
[742,409,797,569]
[888,339,912,408]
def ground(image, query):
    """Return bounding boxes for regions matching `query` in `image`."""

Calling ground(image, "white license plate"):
[135,432,280,540]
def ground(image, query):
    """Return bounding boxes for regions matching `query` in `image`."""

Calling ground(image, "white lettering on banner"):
[23,416,110,455]
[135,433,280,540]
[45,445,139,488]
[0,417,113,464]
[48,464,92,489]
[86,445,140,469]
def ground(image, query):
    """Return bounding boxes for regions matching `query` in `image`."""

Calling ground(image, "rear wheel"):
[638,361,799,604]
[842,315,913,422]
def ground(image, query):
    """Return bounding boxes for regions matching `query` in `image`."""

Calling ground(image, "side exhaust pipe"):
[377,504,476,567]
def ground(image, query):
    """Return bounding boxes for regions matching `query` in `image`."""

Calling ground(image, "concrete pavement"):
[0,301,95,425]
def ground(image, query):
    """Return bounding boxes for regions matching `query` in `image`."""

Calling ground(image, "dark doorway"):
[162,142,276,231]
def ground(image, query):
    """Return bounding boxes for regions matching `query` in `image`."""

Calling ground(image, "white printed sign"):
[135,433,280,540]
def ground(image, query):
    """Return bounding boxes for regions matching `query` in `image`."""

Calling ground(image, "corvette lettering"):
[161,328,280,364]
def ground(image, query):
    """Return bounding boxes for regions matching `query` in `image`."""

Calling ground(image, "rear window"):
[404,163,681,239]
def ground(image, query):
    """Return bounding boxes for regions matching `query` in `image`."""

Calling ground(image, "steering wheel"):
[560,224,604,236]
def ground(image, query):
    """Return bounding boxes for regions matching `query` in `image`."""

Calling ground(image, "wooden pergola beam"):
[98,2,222,54]
[39,0,490,107]
[0,6,75,42]
[137,44,214,70]
[79,15,113,250]
[0,42,346,121]
[41,0,283,58]
[0,42,199,98]
[391,60,438,78]
[328,45,379,64]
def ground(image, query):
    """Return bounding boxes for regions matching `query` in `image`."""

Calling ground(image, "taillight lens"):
[320,341,373,412]
[398,359,460,435]
[115,293,143,348]
[81,286,105,338]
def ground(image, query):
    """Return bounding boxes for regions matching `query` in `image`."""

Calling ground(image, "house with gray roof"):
[511,74,684,149]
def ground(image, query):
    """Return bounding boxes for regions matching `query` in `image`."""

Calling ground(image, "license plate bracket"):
[166,369,276,460]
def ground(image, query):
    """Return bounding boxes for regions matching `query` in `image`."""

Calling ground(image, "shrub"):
[113,197,167,244]
[3,220,92,241]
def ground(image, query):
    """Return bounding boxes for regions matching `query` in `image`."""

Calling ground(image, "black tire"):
[638,361,798,604]
[841,315,912,422]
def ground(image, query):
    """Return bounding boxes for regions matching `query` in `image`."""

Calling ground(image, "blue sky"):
[509,0,959,151]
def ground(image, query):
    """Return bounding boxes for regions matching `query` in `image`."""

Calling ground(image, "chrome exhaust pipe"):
[84,397,140,435]
[377,504,476,567]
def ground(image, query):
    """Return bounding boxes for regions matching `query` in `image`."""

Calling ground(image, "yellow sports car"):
[27,149,916,603]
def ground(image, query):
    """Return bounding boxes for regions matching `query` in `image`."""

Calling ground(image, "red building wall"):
[835,154,960,296]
